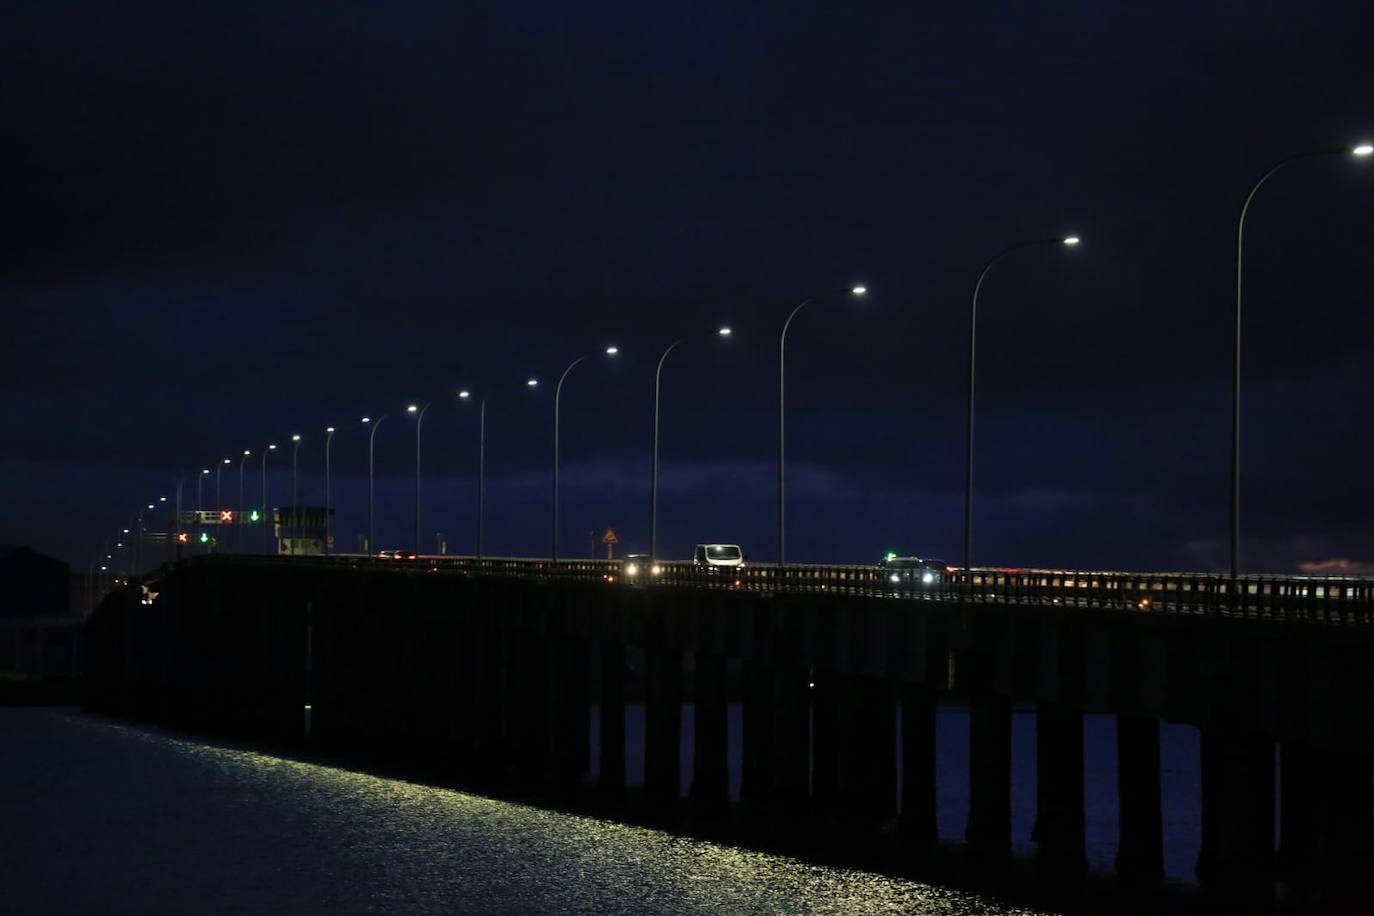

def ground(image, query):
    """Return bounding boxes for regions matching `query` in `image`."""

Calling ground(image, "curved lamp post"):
[1230,142,1371,577]
[651,327,733,559]
[778,286,867,565]
[552,347,618,561]
[362,415,387,554]
[289,435,302,555]
[196,468,209,552]
[406,405,430,556]
[962,239,1079,570]
[215,458,230,553]
[260,444,277,553]
[462,379,539,559]
[238,450,251,553]
[324,426,336,555]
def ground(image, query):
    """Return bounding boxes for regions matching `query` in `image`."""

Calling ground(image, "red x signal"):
[176,533,189,543]
[220,510,233,522]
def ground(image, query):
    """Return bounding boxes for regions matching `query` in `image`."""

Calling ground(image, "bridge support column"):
[1114,714,1164,884]
[741,659,772,808]
[644,646,683,810]
[1318,751,1373,903]
[1033,703,1086,879]
[1277,742,1320,883]
[899,683,937,856]
[768,665,812,815]
[598,639,626,798]
[1196,730,1274,887]
[548,636,589,796]
[966,666,1012,864]
[691,653,729,815]
[813,672,896,827]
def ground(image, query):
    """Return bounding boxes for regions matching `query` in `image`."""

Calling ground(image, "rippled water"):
[0,709,1053,915]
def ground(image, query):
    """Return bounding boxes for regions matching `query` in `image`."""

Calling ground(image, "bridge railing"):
[173,553,1374,623]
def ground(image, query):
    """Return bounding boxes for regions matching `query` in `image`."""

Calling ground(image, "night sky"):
[3,2,1372,573]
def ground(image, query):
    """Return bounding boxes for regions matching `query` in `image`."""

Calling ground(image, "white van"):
[692,544,744,569]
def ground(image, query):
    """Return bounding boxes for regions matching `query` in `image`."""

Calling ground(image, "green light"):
[885,551,897,561]
[199,532,209,544]
[248,509,260,523]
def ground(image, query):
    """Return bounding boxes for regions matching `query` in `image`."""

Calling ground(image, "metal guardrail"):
[169,553,1374,625]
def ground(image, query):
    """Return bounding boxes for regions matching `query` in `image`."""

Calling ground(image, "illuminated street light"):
[260,444,277,553]
[290,436,303,556]
[1229,142,1371,577]
[457,390,471,399]
[778,286,868,564]
[651,327,734,559]
[408,404,431,556]
[364,414,388,554]
[324,427,336,556]
[464,380,541,558]
[552,347,618,560]
[963,237,1079,570]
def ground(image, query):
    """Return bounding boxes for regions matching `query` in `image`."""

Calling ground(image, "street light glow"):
[361,416,371,423]
[718,326,732,336]
[457,390,471,399]
[1355,144,1373,156]
[326,426,335,433]
[201,468,210,474]
[605,346,619,356]
[1063,236,1081,245]
[268,444,277,450]
[526,378,538,387]
[851,286,867,295]
[158,496,167,502]
[223,458,232,465]
[243,449,250,456]
[407,404,418,413]
[291,434,301,441]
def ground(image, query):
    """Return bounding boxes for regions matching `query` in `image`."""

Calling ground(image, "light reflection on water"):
[0,709,1050,915]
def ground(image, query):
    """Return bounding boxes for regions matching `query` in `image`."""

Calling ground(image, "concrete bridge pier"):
[1032,703,1086,879]
[812,671,896,829]
[963,652,1012,865]
[690,652,729,814]
[643,642,683,810]
[1195,730,1275,898]
[598,639,626,798]
[546,634,589,796]
[899,683,937,856]
[1114,714,1164,884]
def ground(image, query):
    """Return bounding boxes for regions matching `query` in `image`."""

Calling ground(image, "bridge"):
[84,554,1374,907]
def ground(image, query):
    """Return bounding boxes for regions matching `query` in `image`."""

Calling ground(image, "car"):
[377,549,416,561]
[621,554,664,582]
[693,544,744,570]
[877,554,948,588]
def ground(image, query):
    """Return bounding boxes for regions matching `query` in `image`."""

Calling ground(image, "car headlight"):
[922,571,935,584]
[650,564,662,576]
[889,573,900,584]
[626,563,639,576]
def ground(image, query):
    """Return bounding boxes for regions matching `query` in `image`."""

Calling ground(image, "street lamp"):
[215,458,230,553]
[552,346,618,561]
[261,444,277,553]
[324,427,336,556]
[407,405,430,556]
[196,469,210,553]
[362,415,387,555]
[778,286,867,565]
[238,450,251,553]
[290,435,302,556]
[1229,143,1370,578]
[962,237,1079,571]
[463,380,539,559]
[650,327,732,559]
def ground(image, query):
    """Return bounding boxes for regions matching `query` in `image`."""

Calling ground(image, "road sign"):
[601,528,619,545]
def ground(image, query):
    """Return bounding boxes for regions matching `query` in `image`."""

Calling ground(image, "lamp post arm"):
[552,356,588,561]
[650,338,688,560]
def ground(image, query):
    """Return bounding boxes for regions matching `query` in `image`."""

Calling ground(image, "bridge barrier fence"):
[144,553,1374,625]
